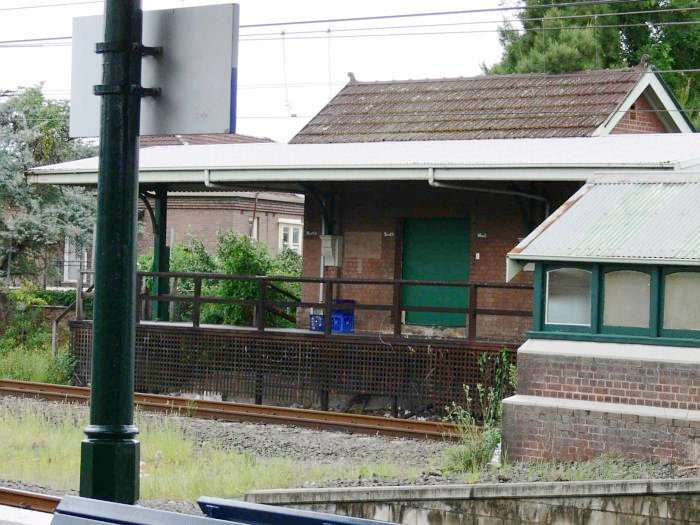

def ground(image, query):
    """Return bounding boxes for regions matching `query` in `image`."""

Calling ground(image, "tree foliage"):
[487,0,700,125]
[0,86,97,276]
[140,233,303,328]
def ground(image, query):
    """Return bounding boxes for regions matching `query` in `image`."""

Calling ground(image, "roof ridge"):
[348,67,644,86]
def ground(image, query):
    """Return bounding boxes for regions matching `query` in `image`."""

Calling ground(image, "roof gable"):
[291,67,691,144]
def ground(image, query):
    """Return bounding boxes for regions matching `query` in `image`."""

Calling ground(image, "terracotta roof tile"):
[291,68,645,143]
[140,133,273,148]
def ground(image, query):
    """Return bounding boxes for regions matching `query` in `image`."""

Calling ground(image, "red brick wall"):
[503,400,698,463]
[503,345,700,463]
[301,181,577,335]
[611,95,669,134]
[138,196,304,256]
[519,352,700,411]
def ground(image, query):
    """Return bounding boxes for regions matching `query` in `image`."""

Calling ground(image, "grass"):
[0,342,74,384]
[0,402,422,501]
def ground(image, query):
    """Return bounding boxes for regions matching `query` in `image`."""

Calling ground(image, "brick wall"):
[503,398,699,463]
[301,181,576,334]
[503,340,700,463]
[519,352,700,411]
[611,95,669,134]
[139,195,303,256]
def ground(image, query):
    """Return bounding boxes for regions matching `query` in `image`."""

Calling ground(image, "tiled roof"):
[291,68,647,143]
[140,133,273,147]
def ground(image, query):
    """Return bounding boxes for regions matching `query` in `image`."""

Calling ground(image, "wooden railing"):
[76,270,533,340]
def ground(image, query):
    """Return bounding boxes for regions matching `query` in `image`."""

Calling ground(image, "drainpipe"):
[319,213,326,303]
[427,167,550,217]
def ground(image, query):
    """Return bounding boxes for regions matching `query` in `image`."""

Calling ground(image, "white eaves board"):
[70,3,239,137]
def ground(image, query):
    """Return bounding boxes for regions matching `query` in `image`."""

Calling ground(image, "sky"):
[0,0,510,142]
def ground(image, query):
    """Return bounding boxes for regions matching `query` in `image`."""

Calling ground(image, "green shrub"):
[138,232,303,327]
[0,285,75,384]
[205,231,271,326]
[46,348,76,384]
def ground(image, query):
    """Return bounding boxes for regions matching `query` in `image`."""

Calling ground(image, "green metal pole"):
[152,184,170,321]
[80,0,142,503]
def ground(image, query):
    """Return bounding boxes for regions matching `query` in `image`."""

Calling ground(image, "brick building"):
[137,133,304,258]
[32,134,700,340]
[503,174,700,464]
[30,65,694,339]
[290,65,694,337]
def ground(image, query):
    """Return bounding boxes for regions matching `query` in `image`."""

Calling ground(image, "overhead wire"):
[240,5,700,38]
[239,19,700,42]
[3,12,698,48]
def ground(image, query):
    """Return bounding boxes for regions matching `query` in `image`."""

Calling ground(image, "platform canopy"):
[507,172,700,280]
[28,134,700,193]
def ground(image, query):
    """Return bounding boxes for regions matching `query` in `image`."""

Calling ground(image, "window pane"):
[603,270,650,328]
[292,227,300,245]
[546,268,591,326]
[664,272,700,331]
[282,227,289,244]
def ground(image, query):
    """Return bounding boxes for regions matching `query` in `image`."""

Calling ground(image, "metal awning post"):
[80,0,143,504]
[152,184,170,321]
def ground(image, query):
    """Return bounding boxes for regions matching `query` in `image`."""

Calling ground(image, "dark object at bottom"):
[199,496,391,524]
[51,495,392,525]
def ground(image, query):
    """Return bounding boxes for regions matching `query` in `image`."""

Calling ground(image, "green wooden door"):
[402,218,470,326]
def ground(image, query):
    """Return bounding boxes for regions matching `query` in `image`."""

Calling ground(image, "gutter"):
[427,167,551,217]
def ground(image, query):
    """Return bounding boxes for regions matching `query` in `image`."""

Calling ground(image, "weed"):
[443,350,517,475]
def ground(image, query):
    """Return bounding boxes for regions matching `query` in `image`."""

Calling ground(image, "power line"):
[240,0,649,28]
[0,0,101,11]
[4,17,699,49]
[240,19,700,43]
[0,2,692,47]
[241,6,700,38]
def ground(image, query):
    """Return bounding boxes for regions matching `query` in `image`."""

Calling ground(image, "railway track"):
[0,380,458,440]
[0,487,60,513]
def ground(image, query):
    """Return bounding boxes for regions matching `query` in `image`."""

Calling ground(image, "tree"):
[486,0,700,125]
[0,86,97,280]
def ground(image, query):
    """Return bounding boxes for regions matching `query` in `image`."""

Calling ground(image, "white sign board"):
[70,3,239,137]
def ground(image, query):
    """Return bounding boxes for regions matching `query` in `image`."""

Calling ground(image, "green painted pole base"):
[79,426,140,504]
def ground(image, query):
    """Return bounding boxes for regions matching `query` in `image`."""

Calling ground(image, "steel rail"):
[0,487,61,513]
[0,380,459,440]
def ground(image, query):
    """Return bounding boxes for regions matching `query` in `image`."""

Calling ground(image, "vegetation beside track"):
[0,398,426,501]
[0,286,75,384]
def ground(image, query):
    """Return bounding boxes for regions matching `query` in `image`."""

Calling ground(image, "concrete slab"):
[503,394,700,422]
[0,505,52,525]
[519,338,700,364]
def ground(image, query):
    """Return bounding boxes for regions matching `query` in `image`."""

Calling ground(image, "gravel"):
[2,395,698,517]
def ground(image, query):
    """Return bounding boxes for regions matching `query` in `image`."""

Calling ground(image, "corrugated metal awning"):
[28,134,700,187]
[507,172,700,279]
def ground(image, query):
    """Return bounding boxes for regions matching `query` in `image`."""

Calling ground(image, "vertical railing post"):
[468,283,477,340]
[192,276,201,328]
[256,277,266,332]
[169,277,176,320]
[76,271,84,321]
[323,279,333,336]
[392,281,402,336]
[135,274,142,324]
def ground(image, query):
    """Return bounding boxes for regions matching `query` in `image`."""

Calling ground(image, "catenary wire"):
[3,15,698,48]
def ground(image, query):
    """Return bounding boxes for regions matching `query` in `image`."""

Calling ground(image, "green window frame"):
[539,263,597,334]
[659,267,700,339]
[532,262,700,347]
[599,266,658,337]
